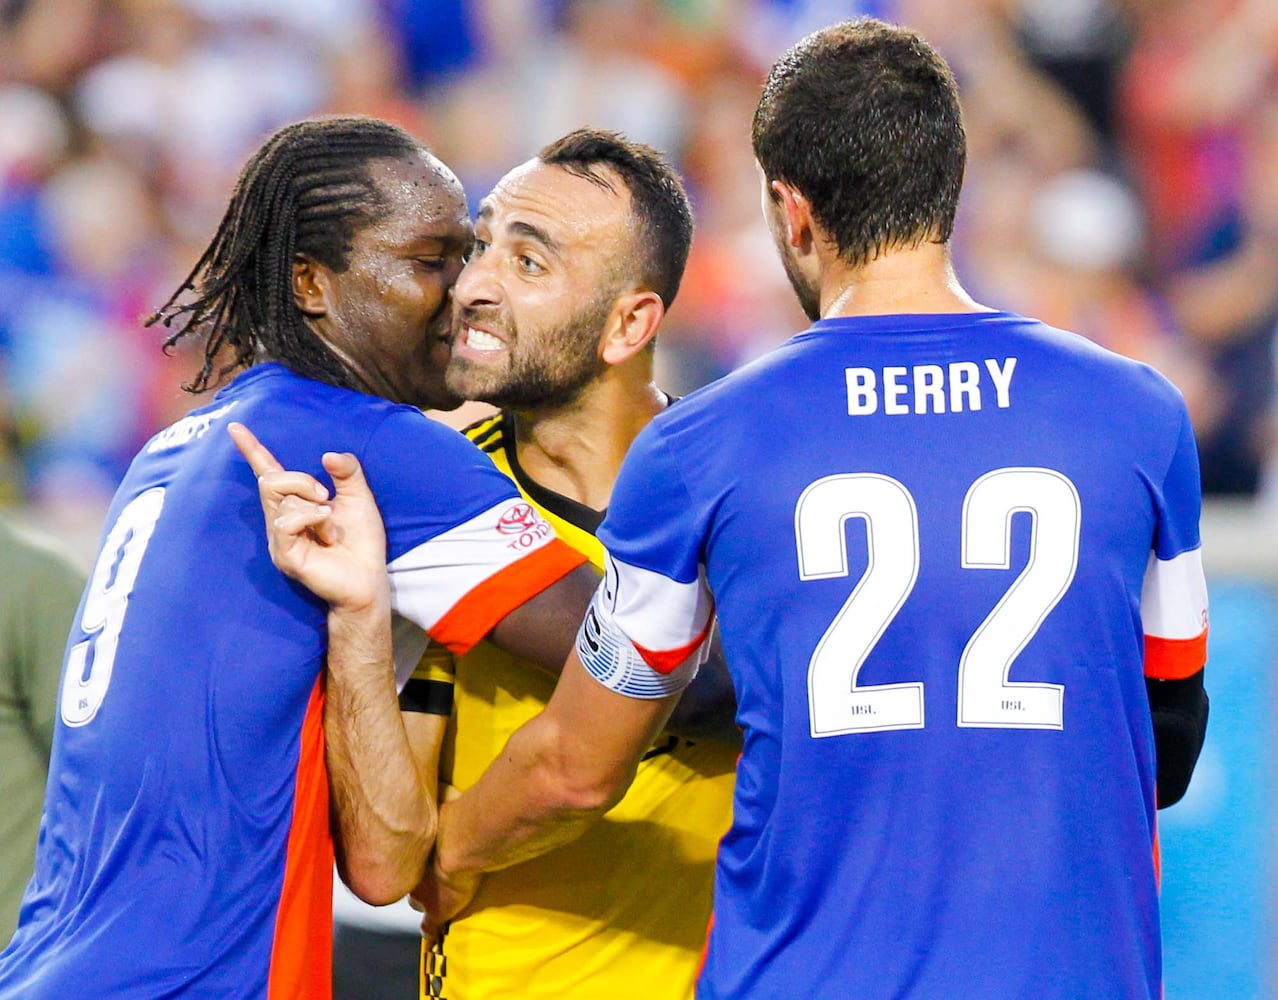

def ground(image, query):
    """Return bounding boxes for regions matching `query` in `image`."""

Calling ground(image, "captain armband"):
[575,586,704,700]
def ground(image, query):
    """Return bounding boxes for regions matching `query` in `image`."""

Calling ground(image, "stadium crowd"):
[1,0,1276,539]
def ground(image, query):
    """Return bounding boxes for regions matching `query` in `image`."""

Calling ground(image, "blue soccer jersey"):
[592,313,1208,1000]
[0,363,583,999]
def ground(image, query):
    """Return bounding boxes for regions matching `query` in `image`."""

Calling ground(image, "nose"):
[444,253,466,288]
[454,249,500,309]
[436,256,466,311]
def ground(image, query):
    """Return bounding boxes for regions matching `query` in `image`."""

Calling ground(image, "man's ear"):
[600,290,664,366]
[771,179,815,254]
[292,256,330,317]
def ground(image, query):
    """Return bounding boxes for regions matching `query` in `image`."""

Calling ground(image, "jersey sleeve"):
[362,410,587,655]
[398,642,456,716]
[1141,405,1209,681]
[589,421,715,692]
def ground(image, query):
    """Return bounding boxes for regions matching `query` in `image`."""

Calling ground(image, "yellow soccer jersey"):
[416,412,737,1000]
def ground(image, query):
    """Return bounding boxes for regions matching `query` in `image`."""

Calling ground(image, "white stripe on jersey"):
[388,497,558,634]
[576,584,701,699]
[1140,547,1209,639]
[390,613,429,693]
[603,552,714,657]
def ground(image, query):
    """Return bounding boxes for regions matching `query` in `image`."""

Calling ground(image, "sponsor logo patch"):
[495,502,552,550]
[496,503,539,535]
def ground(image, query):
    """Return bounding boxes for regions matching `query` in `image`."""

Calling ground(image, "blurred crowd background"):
[3,0,1278,538]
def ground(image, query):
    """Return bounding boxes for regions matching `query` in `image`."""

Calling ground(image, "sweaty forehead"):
[479,160,633,251]
[367,152,470,235]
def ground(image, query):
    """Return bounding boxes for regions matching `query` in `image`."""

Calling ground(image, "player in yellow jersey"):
[409,128,739,1000]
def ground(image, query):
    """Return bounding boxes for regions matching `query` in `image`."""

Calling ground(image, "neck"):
[306,329,401,402]
[820,241,990,319]
[510,364,665,511]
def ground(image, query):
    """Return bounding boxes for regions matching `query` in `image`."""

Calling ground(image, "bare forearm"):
[435,717,621,878]
[231,426,441,900]
[488,563,599,672]
[435,662,679,880]
[326,601,436,904]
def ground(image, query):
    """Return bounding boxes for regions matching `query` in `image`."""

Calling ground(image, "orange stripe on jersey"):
[698,909,714,981]
[634,619,713,674]
[1144,629,1208,680]
[430,538,588,655]
[268,677,335,1000]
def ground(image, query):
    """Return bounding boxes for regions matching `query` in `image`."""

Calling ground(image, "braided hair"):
[148,116,423,392]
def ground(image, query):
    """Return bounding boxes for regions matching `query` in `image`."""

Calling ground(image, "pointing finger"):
[229,423,285,478]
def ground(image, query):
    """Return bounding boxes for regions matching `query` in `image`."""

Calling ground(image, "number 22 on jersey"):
[795,467,1079,738]
[60,488,166,727]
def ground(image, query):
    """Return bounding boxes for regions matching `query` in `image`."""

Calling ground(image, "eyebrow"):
[477,204,562,256]
[412,232,470,250]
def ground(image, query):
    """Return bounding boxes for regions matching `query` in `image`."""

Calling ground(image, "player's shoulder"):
[264,369,483,461]
[214,361,432,438]
[1013,317,1188,411]
[461,412,506,453]
[642,353,786,450]
[225,364,507,493]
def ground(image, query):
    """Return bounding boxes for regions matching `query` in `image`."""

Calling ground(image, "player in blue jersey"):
[398,19,1212,1000]
[0,116,597,999]
[254,22,1210,1000]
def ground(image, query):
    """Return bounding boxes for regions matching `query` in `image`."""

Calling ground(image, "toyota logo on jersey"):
[494,502,553,550]
[496,503,539,535]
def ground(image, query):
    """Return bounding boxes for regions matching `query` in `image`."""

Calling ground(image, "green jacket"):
[0,516,85,947]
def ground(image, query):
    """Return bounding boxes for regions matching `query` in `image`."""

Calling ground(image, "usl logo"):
[496,503,539,535]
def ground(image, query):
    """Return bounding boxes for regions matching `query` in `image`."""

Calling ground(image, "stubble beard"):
[446,297,612,411]
[777,238,821,323]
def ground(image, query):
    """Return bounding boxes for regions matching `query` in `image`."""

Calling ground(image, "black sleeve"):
[1146,669,1208,809]
[665,624,741,746]
[398,678,455,716]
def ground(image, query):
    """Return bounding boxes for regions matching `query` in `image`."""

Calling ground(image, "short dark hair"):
[537,128,694,308]
[148,115,424,392]
[751,17,966,268]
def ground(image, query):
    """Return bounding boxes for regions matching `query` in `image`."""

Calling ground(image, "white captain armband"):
[575,584,703,699]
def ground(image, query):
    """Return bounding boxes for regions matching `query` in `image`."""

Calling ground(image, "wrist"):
[325,585,393,671]
[433,851,480,894]
[433,805,478,886]
[326,573,391,619]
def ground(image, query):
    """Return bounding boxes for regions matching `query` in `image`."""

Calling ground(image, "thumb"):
[321,451,373,499]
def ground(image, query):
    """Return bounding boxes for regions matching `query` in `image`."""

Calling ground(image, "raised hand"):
[228,422,389,613]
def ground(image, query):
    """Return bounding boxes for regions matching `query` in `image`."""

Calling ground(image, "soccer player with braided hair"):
[151,115,458,402]
[0,115,599,999]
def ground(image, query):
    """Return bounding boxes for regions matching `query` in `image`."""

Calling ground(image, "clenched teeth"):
[466,327,505,351]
